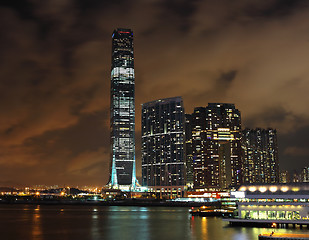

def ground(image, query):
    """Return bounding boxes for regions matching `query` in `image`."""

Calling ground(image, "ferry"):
[190,206,233,217]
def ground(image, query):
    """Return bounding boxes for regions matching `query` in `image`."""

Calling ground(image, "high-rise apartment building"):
[301,167,309,182]
[292,171,302,183]
[141,97,185,187]
[109,28,137,188]
[280,170,290,183]
[191,103,242,189]
[242,128,279,184]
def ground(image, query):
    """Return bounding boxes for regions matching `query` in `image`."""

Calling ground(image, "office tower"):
[185,114,194,188]
[109,28,137,189]
[191,103,242,189]
[242,128,279,184]
[141,97,185,187]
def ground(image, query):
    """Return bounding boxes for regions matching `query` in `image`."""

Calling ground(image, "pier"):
[223,218,309,229]
[258,233,309,240]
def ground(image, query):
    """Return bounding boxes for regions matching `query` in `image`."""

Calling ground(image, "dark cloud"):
[245,0,308,18]
[0,0,309,186]
[284,147,309,157]
[0,0,35,20]
[158,0,200,32]
[214,70,237,95]
[243,106,308,133]
[279,125,309,171]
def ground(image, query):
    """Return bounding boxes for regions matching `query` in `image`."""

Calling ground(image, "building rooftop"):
[239,182,309,191]
[142,96,183,107]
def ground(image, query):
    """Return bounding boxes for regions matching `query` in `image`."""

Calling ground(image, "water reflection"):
[32,205,42,240]
[92,208,98,220]
[201,217,208,240]
[91,207,99,239]
[106,206,150,239]
[0,205,307,240]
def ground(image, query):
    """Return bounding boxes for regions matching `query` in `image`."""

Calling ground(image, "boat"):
[190,206,233,217]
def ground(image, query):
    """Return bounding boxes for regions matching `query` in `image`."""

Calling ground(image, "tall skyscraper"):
[109,28,137,189]
[242,128,279,184]
[191,103,242,189]
[141,97,185,187]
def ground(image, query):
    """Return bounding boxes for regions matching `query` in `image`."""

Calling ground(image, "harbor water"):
[0,204,307,240]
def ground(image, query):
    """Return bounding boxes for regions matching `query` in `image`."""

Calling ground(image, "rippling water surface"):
[0,204,307,240]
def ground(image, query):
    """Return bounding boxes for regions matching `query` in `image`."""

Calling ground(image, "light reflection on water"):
[0,204,308,240]
[32,205,42,240]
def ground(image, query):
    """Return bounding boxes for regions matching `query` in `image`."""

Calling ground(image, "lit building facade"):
[302,167,309,182]
[280,170,290,183]
[292,170,302,183]
[242,128,279,184]
[191,103,242,189]
[185,114,194,188]
[109,28,137,189]
[141,97,185,187]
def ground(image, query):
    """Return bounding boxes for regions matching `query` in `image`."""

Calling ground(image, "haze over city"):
[1,0,309,186]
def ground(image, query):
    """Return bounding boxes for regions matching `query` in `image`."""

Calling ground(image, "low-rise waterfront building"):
[227,183,309,227]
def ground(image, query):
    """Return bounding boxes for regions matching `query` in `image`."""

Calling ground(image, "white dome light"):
[259,187,267,192]
[269,186,278,192]
[281,187,289,192]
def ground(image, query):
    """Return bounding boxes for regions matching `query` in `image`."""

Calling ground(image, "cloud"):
[243,106,308,133]
[284,146,309,157]
[0,145,39,166]
[67,147,109,178]
[0,0,309,185]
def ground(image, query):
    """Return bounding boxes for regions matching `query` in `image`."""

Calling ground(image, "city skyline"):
[0,1,309,186]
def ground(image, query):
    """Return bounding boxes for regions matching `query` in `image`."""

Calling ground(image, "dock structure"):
[223,218,309,229]
[258,233,309,240]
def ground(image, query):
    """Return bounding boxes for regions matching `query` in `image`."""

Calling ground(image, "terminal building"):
[230,183,309,226]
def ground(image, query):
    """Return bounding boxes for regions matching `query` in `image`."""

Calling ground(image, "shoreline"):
[0,199,221,208]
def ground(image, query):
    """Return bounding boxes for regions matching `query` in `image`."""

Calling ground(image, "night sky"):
[0,0,309,187]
